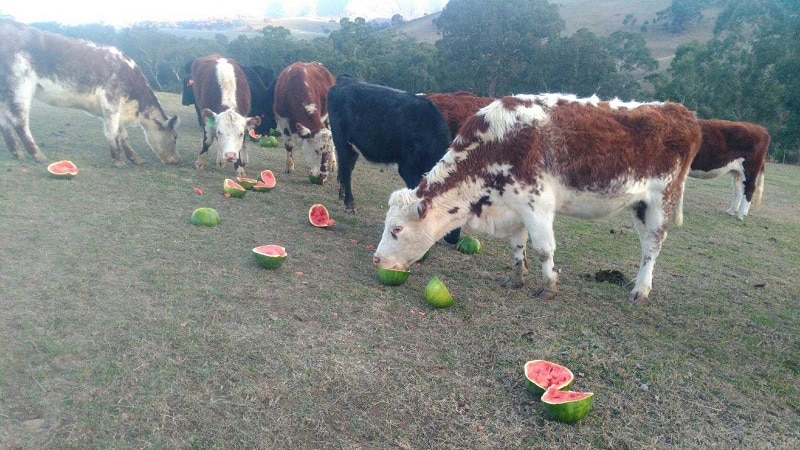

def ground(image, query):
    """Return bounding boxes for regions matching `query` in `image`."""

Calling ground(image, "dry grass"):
[0,94,798,448]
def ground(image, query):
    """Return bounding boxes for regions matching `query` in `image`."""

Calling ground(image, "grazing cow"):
[0,19,180,166]
[329,76,462,244]
[373,94,702,305]
[273,61,336,180]
[689,119,769,220]
[189,54,261,177]
[182,61,277,136]
[423,91,495,137]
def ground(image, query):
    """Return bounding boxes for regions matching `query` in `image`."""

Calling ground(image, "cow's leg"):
[524,212,559,300]
[337,145,360,213]
[12,122,48,163]
[283,129,295,173]
[726,171,744,218]
[117,126,143,165]
[234,139,247,178]
[195,124,214,170]
[629,200,669,305]
[101,110,128,167]
[1,123,22,159]
[502,225,529,289]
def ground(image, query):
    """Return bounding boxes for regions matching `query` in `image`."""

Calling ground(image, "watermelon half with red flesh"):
[541,386,594,423]
[309,204,335,227]
[524,360,575,396]
[47,160,78,179]
[253,170,276,191]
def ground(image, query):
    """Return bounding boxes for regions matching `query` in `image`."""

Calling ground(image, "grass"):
[0,93,798,448]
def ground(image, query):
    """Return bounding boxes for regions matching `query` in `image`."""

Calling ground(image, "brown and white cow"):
[373,94,702,305]
[190,54,261,177]
[689,119,770,220]
[423,91,495,137]
[0,19,180,166]
[273,61,336,181]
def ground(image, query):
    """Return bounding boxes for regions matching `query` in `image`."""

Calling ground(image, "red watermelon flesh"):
[524,360,575,396]
[309,204,335,227]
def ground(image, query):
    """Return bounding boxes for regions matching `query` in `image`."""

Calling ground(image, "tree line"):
[23,0,799,162]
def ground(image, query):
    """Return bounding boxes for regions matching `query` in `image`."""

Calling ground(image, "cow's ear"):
[417,198,430,219]
[167,115,179,130]
[201,108,216,125]
[247,116,262,128]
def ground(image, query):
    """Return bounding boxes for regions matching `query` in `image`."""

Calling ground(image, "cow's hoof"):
[194,161,205,170]
[33,152,48,163]
[629,291,649,306]
[129,155,143,165]
[501,277,524,289]
[536,287,558,301]
[114,159,126,168]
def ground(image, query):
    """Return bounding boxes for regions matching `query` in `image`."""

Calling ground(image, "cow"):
[0,19,180,166]
[189,54,261,177]
[689,119,770,220]
[373,94,703,305]
[328,76,462,244]
[182,60,277,136]
[423,91,495,137]
[273,61,336,181]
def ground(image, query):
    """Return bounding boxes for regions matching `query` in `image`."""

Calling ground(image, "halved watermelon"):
[47,160,78,179]
[541,386,594,423]
[222,178,247,198]
[257,170,276,189]
[309,204,335,228]
[252,245,287,269]
[248,129,262,141]
[524,360,575,396]
[236,177,257,190]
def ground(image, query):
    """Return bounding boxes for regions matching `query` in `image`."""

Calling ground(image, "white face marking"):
[212,109,248,162]
[303,102,318,114]
[215,59,238,109]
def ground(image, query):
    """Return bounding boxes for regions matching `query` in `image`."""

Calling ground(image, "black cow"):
[328,75,460,244]
[182,60,276,135]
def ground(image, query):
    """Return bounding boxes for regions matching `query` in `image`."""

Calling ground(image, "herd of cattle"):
[0,19,772,304]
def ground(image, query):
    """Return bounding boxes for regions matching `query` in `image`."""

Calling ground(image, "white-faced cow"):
[689,119,770,220]
[0,19,180,166]
[182,60,277,136]
[190,54,261,177]
[373,94,702,305]
[423,91,495,137]
[328,76,463,244]
[273,61,336,181]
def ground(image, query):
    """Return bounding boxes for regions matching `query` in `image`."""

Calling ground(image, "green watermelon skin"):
[541,387,594,423]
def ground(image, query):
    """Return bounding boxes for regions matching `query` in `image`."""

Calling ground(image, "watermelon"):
[260,135,280,148]
[47,160,78,179]
[523,360,575,396]
[308,174,324,185]
[252,245,287,269]
[222,178,247,198]
[248,129,262,141]
[541,386,594,423]
[190,207,221,227]
[455,236,482,254]
[236,177,257,190]
[424,276,454,308]
[257,169,277,190]
[308,204,335,227]
[377,268,410,286]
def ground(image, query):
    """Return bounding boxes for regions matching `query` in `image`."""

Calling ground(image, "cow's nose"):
[224,152,237,161]
[372,256,380,266]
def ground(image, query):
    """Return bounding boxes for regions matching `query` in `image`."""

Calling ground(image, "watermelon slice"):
[524,360,575,396]
[541,386,594,423]
[252,244,287,269]
[308,204,335,228]
[47,160,78,179]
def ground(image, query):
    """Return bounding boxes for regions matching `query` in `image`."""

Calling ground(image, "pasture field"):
[1,93,798,448]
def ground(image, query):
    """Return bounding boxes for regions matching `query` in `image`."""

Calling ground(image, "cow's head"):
[299,126,336,181]
[202,108,261,165]
[141,114,181,165]
[373,188,444,271]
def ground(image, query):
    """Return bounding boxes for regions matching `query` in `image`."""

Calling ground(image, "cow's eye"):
[390,225,403,238]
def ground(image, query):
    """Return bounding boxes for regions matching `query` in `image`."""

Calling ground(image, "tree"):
[434,0,565,96]
[653,0,710,33]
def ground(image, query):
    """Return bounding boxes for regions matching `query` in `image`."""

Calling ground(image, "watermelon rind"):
[47,160,78,179]
[378,268,410,286]
[424,276,454,308]
[524,360,575,396]
[248,129,262,141]
[236,177,257,190]
[257,170,277,190]
[455,236,482,254]
[308,174,324,185]
[252,245,287,269]
[223,179,247,198]
[541,386,594,424]
[190,207,221,227]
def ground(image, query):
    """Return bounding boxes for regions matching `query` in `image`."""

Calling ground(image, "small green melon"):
[378,268,410,286]
[190,207,221,227]
[424,276,454,308]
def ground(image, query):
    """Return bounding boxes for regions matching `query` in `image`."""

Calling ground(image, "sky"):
[1,0,448,26]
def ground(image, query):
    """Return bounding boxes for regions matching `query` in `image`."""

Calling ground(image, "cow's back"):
[191,54,251,116]
[424,91,495,138]
[694,119,771,171]
[273,62,335,136]
[329,78,452,168]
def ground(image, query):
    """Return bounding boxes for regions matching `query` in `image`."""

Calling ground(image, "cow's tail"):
[751,164,765,210]
[673,191,684,227]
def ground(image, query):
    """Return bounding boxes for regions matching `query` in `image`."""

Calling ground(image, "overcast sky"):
[1,0,447,26]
